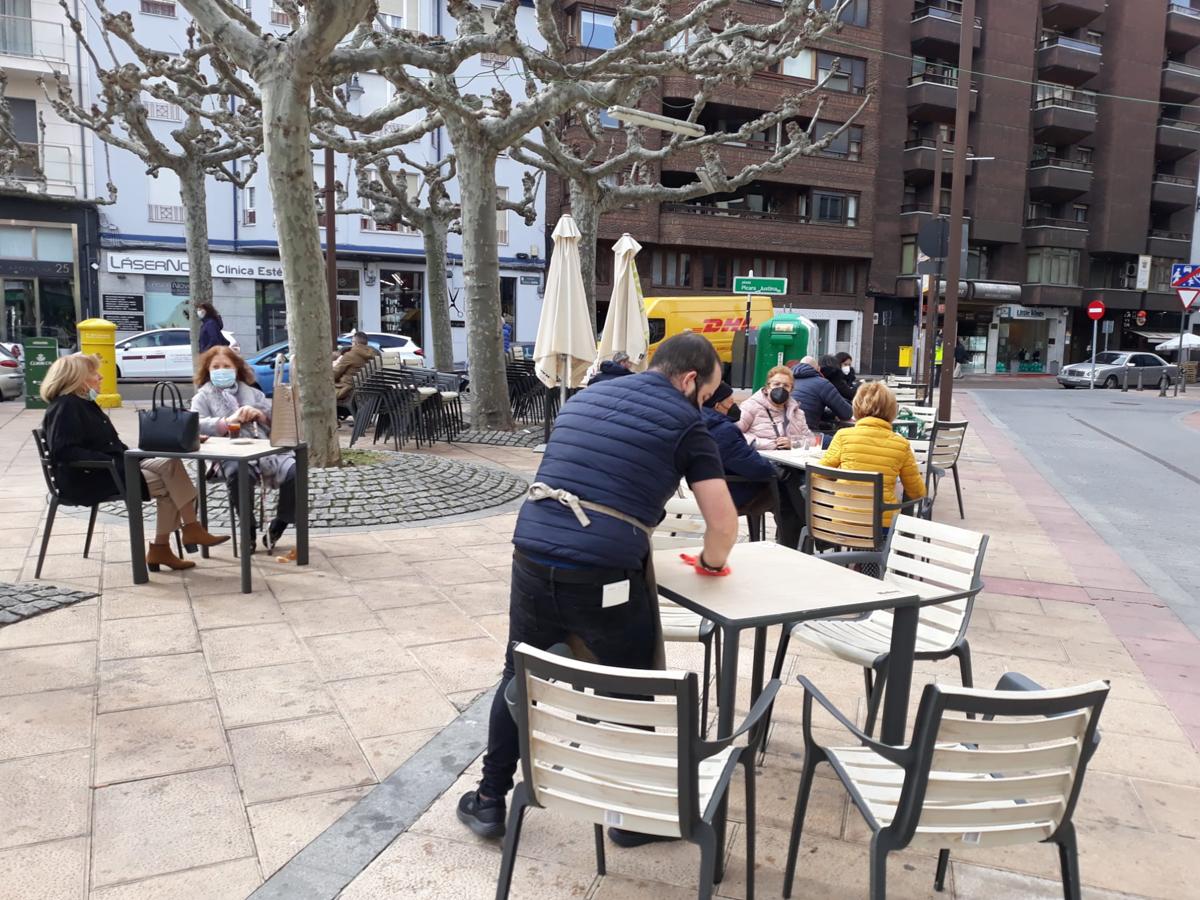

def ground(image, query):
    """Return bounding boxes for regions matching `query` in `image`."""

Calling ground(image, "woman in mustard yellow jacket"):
[819,381,926,528]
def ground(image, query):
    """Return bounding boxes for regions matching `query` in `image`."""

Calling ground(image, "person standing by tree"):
[457,333,739,846]
[197,303,230,353]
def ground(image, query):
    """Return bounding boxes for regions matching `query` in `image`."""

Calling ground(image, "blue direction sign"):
[1170,263,1200,288]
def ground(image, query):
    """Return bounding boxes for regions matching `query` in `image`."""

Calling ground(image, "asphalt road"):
[117,380,196,404]
[972,386,1200,636]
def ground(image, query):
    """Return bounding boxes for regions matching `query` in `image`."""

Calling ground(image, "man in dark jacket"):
[588,350,634,384]
[791,356,853,433]
[700,381,777,510]
[458,333,739,846]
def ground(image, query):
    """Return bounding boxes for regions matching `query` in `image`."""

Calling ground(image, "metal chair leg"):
[743,757,757,900]
[935,848,951,892]
[35,498,59,579]
[592,823,606,876]
[952,463,964,519]
[696,824,718,900]
[700,629,712,739]
[83,504,99,558]
[783,745,821,899]
[869,836,888,900]
[863,662,888,737]
[495,784,530,900]
[1058,823,1081,900]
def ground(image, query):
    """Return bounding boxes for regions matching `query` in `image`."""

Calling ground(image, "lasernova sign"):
[106,251,285,280]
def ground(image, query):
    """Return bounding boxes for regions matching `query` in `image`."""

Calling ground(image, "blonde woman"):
[40,353,228,571]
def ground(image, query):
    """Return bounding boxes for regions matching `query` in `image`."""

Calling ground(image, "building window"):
[701,255,732,290]
[0,0,34,55]
[782,49,815,80]
[496,187,509,245]
[793,259,811,292]
[812,190,858,227]
[813,122,864,161]
[147,169,185,223]
[379,270,424,344]
[820,0,868,27]
[901,237,917,275]
[143,95,182,122]
[651,251,691,288]
[820,261,857,295]
[242,186,256,226]
[578,10,616,50]
[1026,248,1081,286]
[1151,257,1182,293]
[1073,204,1089,223]
[139,0,176,17]
[376,0,419,31]
[270,4,291,26]
[817,52,867,93]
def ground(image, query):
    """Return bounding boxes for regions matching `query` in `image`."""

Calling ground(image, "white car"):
[340,331,425,366]
[115,328,240,380]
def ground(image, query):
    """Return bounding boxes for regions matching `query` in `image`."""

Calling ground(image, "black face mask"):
[769,386,789,405]
[725,403,741,422]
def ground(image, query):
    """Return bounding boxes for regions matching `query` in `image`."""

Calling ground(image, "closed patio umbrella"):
[533,214,595,426]
[597,233,649,372]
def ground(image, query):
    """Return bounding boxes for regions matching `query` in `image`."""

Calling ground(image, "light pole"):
[937,0,977,420]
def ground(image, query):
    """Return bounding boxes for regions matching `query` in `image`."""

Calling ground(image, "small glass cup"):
[228,421,241,439]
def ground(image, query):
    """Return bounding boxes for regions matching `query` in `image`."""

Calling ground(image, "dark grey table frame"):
[124,440,308,593]
[654,544,926,882]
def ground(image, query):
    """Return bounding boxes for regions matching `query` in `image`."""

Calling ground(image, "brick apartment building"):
[550,0,1200,375]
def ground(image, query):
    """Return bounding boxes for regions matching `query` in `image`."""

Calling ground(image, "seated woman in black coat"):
[40,353,228,571]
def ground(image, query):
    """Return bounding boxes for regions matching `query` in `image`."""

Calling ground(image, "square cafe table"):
[758,447,823,470]
[654,542,922,875]
[124,438,309,593]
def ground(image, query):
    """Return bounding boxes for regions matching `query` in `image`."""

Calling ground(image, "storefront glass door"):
[997,319,1050,373]
[3,279,35,343]
[40,278,78,347]
[380,270,424,344]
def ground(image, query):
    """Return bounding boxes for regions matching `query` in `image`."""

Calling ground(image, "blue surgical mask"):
[211,369,237,389]
[86,388,99,402]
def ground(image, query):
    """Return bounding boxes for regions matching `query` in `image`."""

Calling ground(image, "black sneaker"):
[457,790,506,839]
[607,827,679,848]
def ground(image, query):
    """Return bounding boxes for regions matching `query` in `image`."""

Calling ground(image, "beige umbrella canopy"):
[533,214,596,397]
[597,233,649,372]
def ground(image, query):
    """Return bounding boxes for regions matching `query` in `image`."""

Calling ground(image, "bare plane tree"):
[44,0,260,364]
[0,70,48,194]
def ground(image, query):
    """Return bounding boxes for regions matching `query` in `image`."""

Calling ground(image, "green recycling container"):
[751,315,817,391]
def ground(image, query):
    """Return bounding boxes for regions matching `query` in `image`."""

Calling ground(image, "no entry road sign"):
[1087,299,1105,321]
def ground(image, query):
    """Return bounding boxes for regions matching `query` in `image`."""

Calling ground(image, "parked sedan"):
[115,328,239,380]
[1057,351,1179,389]
[0,344,24,400]
[340,331,424,366]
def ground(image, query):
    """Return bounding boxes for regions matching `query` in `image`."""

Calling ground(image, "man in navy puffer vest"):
[458,333,739,845]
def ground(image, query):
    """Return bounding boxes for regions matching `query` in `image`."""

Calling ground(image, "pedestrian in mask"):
[737,366,818,451]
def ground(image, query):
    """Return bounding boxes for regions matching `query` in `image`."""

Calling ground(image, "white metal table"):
[123,437,309,593]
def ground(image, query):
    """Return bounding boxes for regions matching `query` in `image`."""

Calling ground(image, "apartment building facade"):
[1,0,100,350]
[72,0,547,360]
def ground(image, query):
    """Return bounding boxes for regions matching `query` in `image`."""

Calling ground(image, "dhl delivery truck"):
[644,295,777,368]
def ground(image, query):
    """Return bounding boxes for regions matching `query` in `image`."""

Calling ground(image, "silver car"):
[0,344,24,400]
[1057,351,1180,389]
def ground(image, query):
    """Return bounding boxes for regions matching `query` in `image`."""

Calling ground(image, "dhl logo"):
[700,317,748,333]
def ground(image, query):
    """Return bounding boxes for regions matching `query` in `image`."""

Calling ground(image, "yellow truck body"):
[644,295,777,366]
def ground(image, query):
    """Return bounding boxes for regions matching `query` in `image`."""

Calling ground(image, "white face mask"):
[841,365,851,375]
[197,309,206,319]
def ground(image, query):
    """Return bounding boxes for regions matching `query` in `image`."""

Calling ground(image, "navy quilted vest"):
[513,370,701,569]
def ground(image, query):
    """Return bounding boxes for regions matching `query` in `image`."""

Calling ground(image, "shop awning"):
[1132,330,1178,343]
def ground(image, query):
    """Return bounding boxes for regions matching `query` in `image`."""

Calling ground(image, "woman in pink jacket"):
[737,366,819,548]
[738,365,819,451]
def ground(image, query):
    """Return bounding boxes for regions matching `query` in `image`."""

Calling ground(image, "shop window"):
[380,269,424,344]
[651,251,691,288]
[36,227,74,262]
[336,269,361,295]
[0,225,34,259]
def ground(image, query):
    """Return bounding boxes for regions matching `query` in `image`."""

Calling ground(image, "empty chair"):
[768,515,987,740]
[496,643,779,900]
[801,463,923,556]
[926,420,968,519]
[783,675,1109,900]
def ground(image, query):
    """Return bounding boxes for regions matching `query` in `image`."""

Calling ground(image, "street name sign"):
[733,276,788,295]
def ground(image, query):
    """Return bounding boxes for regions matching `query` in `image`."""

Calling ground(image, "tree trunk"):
[178,161,211,369]
[421,218,454,372]
[259,72,340,467]
[452,137,513,430]
[570,183,601,332]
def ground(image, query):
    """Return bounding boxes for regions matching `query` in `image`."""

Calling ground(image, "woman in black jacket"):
[40,354,227,571]
[820,353,857,404]
[197,302,230,353]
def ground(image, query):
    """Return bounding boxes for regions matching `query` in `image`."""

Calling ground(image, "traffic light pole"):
[937,0,976,421]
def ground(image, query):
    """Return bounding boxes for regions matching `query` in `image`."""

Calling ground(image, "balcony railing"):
[1025,216,1087,229]
[1164,60,1200,77]
[1154,172,1198,185]
[909,68,964,88]
[0,14,66,62]
[662,202,810,225]
[1029,156,1094,171]
[1159,116,1200,131]
[904,138,975,154]
[1032,84,1098,111]
[11,142,76,190]
[148,204,186,224]
[1169,2,1200,20]
[901,202,972,217]
[911,1,982,27]
[1037,35,1102,54]
[1149,228,1190,240]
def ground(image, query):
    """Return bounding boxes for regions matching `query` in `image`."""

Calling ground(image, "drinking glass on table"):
[227,421,241,439]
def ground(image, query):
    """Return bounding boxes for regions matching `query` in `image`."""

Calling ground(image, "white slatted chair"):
[927,421,969,520]
[654,487,720,735]
[770,516,988,739]
[902,404,937,431]
[497,643,779,900]
[783,676,1109,900]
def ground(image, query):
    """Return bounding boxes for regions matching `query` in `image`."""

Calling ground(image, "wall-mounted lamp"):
[222,278,232,285]
[364,271,377,287]
[116,273,126,280]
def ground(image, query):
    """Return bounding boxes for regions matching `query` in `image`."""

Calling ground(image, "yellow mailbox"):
[898,345,913,369]
[77,318,122,408]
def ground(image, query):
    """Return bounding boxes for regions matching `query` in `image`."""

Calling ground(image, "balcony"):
[658,202,872,253]
[1151,173,1197,210]
[1166,2,1200,54]
[1156,117,1200,160]
[1027,157,1094,201]
[899,203,972,235]
[910,2,982,59]
[0,14,68,74]
[1041,0,1105,30]
[1162,61,1200,104]
[6,142,79,198]
[1036,36,1102,87]
[1030,85,1097,144]
[1023,216,1089,249]
[902,139,975,184]
[907,69,978,124]
[1147,228,1192,257]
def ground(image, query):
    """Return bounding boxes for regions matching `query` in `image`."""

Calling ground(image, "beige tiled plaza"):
[1,397,1198,899]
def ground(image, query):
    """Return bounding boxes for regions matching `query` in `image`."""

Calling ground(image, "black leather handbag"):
[138,382,200,453]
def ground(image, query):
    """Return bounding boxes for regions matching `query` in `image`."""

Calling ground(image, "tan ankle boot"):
[181,522,230,548]
[147,542,196,572]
